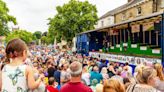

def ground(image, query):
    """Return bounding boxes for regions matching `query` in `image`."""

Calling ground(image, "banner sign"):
[89,52,161,66]
[110,30,118,35]
[143,22,154,31]
[131,24,140,33]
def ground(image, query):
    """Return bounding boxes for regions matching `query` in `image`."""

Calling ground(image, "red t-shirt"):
[46,85,59,92]
[60,82,93,92]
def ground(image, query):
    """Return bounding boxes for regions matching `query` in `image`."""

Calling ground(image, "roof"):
[78,11,163,35]
[99,0,145,19]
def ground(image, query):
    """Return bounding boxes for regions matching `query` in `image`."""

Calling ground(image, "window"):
[137,7,142,16]
[121,13,126,21]
[101,21,104,27]
[108,18,111,24]
[161,0,164,8]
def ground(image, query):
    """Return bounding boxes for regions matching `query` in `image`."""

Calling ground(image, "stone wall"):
[115,0,153,23]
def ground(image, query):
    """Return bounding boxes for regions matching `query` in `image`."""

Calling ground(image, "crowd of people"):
[0,38,163,92]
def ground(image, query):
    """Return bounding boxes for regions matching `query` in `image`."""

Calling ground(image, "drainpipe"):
[161,13,164,67]
[153,0,158,12]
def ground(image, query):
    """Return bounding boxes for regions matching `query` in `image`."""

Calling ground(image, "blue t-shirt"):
[99,63,107,72]
[90,71,103,83]
[54,70,61,85]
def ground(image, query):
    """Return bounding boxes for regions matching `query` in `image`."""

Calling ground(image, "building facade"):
[77,0,164,61]
[95,16,114,28]
[115,0,164,23]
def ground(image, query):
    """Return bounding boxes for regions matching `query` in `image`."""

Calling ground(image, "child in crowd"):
[0,39,44,92]
[46,77,59,92]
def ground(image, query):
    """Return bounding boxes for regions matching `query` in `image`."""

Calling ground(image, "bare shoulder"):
[25,65,33,75]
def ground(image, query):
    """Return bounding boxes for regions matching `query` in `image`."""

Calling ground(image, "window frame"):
[161,0,164,8]
[101,21,104,27]
[121,12,126,21]
[137,7,142,16]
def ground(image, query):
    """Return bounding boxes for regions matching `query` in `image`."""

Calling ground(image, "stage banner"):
[89,52,161,66]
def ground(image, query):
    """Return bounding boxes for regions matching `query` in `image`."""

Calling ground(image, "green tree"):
[33,31,42,39]
[42,31,47,36]
[0,0,17,36]
[6,30,34,44]
[41,36,50,45]
[48,0,98,42]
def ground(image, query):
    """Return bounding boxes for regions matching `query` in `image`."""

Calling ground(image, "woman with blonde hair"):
[126,67,160,92]
[154,63,164,81]
[101,67,109,79]
[154,63,164,91]
[103,79,125,92]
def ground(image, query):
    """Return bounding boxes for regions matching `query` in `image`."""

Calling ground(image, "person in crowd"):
[87,61,93,73]
[60,61,93,92]
[99,59,107,72]
[112,67,123,83]
[114,62,120,70]
[47,62,55,79]
[101,67,109,79]
[54,66,61,86]
[123,78,131,90]
[0,39,44,92]
[81,79,87,85]
[103,79,125,92]
[60,63,71,86]
[126,67,160,92]
[154,63,164,91]
[95,83,103,92]
[134,64,144,78]
[46,77,59,92]
[121,68,129,78]
[90,65,103,83]
[90,79,98,92]
[123,62,132,77]
[59,56,66,67]
[82,65,90,86]
[108,62,116,78]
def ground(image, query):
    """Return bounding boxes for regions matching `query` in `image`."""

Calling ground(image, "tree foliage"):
[42,31,47,37]
[0,0,17,36]
[41,36,49,45]
[48,0,98,42]
[33,31,42,39]
[6,30,34,44]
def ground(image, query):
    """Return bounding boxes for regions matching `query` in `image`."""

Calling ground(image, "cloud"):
[4,0,127,32]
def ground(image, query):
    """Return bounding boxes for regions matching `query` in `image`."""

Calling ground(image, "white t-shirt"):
[127,66,132,75]
[82,73,90,86]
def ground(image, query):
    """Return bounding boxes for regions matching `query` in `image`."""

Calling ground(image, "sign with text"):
[89,52,161,65]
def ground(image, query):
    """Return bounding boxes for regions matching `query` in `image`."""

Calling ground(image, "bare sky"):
[4,0,127,33]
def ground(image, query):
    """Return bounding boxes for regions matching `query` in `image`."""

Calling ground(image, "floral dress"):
[2,64,28,92]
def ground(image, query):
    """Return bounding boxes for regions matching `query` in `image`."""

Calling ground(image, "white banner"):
[89,52,161,65]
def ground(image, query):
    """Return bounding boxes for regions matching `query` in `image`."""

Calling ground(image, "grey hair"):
[69,62,82,77]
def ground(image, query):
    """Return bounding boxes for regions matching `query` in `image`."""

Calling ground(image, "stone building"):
[76,0,164,59]
[114,0,164,23]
